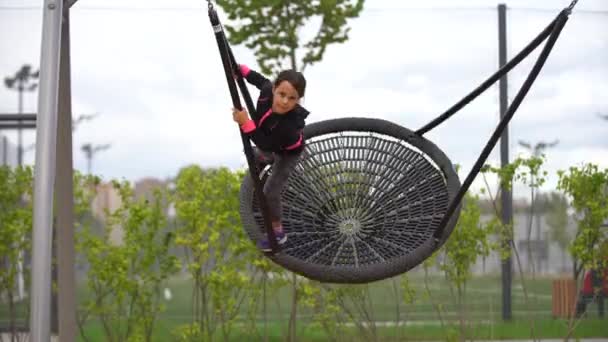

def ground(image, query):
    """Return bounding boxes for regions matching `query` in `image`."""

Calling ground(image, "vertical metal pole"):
[56,3,77,340]
[51,224,58,334]
[18,87,23,166]
[2,135,6,165]
[498,3,513,321]
[31,0,63,340]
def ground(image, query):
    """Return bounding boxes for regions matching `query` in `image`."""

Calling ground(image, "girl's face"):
[272,81,300,115]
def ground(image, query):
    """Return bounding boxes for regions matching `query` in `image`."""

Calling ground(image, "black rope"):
[432,9,571,241]
[224,40,258,116]
[415,14,560,136]
[567,0,579,13]
[207,5,279,253]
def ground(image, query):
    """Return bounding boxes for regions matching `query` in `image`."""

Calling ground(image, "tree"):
[172,166,261,341]
[216,0,365,74]
[544,192,571,273]
[557,163,608,279]
[557,163,608,340]
[0,165,33,341]
[76,178,180,341]
[438,192,493,340]
[518,141,557,277]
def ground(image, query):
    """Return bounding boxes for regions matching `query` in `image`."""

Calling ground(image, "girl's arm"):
[233,108,268,146]
[239,64,271,90]
[278,115,307,151]
[279,130,304,151]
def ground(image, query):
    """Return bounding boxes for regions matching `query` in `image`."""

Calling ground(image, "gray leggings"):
[254,147,301,223]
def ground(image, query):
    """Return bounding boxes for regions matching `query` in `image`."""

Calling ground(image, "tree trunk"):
[457,284,466,342]
[263,273,268,342]
[528,186,536,279]
[391,278,401,334]
[9,287,16,342]
[535,208,543,275]
[287,273,298,342]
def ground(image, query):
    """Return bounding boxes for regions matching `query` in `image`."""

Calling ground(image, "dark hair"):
[274,70,306,98]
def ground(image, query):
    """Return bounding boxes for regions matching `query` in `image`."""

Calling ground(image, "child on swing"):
[232,64,309,252]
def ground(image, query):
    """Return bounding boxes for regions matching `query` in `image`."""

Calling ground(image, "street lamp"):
[81,143,111,174]
[72,113,99,132]
[4,64,39,166]
[518,140,559,155]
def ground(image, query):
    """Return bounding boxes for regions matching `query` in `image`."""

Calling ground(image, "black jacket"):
[240,68,309,154]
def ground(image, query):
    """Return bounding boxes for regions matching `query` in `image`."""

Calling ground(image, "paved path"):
[1,333,605,341]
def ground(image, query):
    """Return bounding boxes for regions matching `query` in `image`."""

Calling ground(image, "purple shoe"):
[258,230,287,252]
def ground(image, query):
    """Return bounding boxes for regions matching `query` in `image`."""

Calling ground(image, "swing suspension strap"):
[432,7,573,242]
[207,1,280,253]
[415,15,559,136]
[417,0,579,136]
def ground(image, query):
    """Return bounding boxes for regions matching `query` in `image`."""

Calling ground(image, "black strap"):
[208,5,279,253]
[416,13,560,136]
[433,9,571,242]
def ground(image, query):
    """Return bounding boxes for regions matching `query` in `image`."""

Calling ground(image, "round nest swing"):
[239,117,461,283]
[207,0,576,284]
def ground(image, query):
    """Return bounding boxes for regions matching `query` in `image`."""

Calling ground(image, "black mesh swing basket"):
[211,0,574,284]
[239,117,462,284]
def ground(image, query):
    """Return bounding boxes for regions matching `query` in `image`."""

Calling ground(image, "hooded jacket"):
[239,65,309,154]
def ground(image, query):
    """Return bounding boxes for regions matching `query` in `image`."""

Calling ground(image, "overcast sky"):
[0,0,606,198]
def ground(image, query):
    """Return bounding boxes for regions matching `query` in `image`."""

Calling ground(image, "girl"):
[232,64,309,252]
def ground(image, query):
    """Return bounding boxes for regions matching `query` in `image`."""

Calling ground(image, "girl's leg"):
[253,147,274,170]
[263,151,302,235]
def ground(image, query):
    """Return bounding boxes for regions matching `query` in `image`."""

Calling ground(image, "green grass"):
[153,273,564,322]
[76,318,607,341]
[3,274,607,340]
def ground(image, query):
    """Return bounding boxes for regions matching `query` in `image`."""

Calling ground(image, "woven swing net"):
[240,117,461,283]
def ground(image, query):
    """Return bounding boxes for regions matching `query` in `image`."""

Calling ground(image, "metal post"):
[2,135,6,165]
[0,114,37,120]
[0,124,37,130]
[30,0,63,340]
[498,3,513,321]
[56,3,77,339]
[18,84,23,166]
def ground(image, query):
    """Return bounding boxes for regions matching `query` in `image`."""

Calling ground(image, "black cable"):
[432,9,571,242]
[415,13,559,136]
[208,4,279,253]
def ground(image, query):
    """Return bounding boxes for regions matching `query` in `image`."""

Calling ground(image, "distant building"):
[133,177,175,218]
[472,212,578,276]
[416,197,581,277]
[134,177,168,202]
[0,134,18,167]
[89,177,173,245]
[91,181,123,245]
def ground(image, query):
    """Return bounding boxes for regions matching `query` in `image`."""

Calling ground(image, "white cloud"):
[0,0,606,185]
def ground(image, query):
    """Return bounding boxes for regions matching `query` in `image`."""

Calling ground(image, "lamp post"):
[21,113,99,162]
[4,64,39,166]
[81,143,111,174]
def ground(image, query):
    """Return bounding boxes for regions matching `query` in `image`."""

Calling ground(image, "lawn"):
[154,273,565,322]
[76,318,607,341]
[2,273,606,341]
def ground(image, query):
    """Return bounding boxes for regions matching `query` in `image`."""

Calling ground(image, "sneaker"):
[258,230,287,252]
[275,230,287,244]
